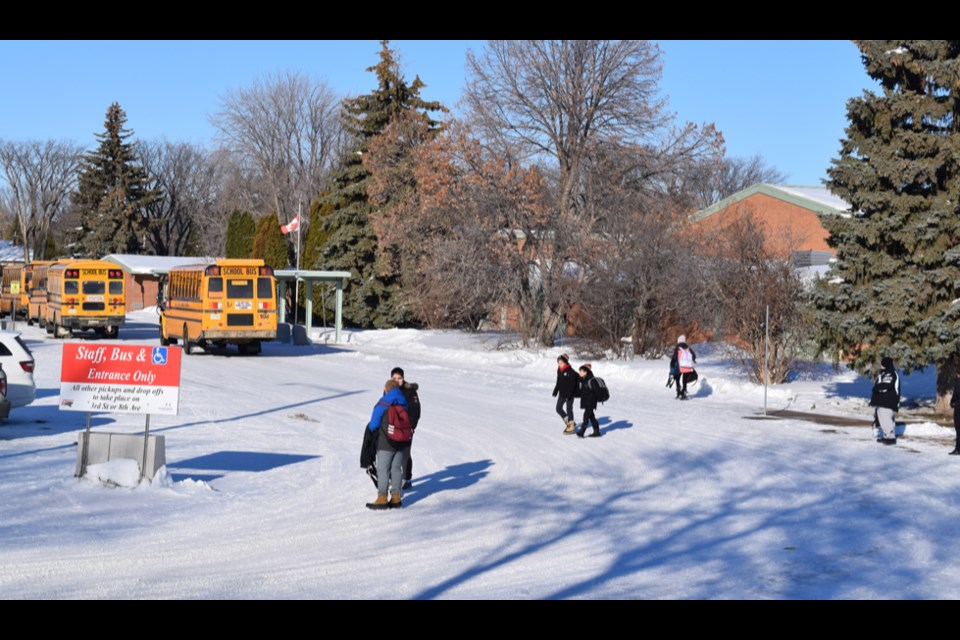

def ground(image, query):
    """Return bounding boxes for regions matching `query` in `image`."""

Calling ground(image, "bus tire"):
[45,319,53,335]
[183,324,192,355]
[104,326,118,339]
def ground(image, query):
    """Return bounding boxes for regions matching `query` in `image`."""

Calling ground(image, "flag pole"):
[295,200,301,325]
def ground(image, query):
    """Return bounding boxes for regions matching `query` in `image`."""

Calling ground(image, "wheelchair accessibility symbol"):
[151,347,168,366]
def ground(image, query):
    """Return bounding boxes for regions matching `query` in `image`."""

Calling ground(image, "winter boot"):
[366,494,390,510]
[950,447,960,456]
[589,427,602,437]
[576,425,585,438]
[564,420,577,435]
[389,492,403,509]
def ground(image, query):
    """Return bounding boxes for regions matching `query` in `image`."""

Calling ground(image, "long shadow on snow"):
[413,445,937,600]
[180,341,352,359]
[148,389,366,434]
[401,460,493,507]
[167,450,318,483]
[596,417,633,434]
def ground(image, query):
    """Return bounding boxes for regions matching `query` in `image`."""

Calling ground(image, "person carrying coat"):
[870,356,900,445]
[366,380,410,510]
[553,353,578,435]
[576,364,601,438]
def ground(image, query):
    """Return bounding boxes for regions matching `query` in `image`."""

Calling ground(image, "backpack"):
[678,347,694,372]
[592,377,610,403]
[379,400,413,443]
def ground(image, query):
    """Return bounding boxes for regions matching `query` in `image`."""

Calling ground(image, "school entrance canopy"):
[274,270,352,343]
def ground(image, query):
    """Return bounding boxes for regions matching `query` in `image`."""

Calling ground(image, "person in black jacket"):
[576,364,601,438]
[870,356,900,445]
[950,372,960,455]
[391,367,421,488]
[553,354,578,434]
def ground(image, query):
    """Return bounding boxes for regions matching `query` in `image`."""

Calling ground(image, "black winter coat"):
[870,366,900,411]
[400,382,421,429]
[553,365,578,399]
[578,372,598,410]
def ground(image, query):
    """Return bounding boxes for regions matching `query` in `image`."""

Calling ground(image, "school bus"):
[45,260,126,339]
[25,260,58,326]
[158,258,277,355]
[0,264,27,318]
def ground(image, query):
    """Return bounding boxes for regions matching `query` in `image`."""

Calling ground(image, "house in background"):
[693,183,850,270]
[102,254,215,310]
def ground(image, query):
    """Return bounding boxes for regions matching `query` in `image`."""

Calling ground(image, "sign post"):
[61,343,182,480]
[10,280,18,330]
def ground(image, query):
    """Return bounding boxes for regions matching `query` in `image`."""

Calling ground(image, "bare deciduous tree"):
[465,40,669,218]
[210,71,344,221]
[0,139,82,260]
[685,154,790,209]
[705,213,810,383]
[140,140,223,256]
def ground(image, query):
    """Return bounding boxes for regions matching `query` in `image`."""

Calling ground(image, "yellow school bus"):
[25,260,58,327]
[1,264,27,318]
[46,260,126,338]
[159,258,277,355]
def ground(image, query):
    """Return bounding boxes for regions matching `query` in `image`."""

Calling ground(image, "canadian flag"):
[280,213,300,234]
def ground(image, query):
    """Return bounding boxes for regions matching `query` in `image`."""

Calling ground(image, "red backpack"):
[378,400,413,443]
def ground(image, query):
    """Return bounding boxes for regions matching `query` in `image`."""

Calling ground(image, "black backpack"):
[592,377,610,403]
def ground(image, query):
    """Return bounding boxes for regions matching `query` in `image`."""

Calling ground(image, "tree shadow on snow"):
[412,445,936,600]
[167,450,318,483]
[401,459,493,507]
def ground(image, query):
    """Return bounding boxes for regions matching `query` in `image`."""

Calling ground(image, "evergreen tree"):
[814,40,960,410]
[72,103,157,257]
[225,210,256,258]
[318,40,444,328]
[251,213,289,270]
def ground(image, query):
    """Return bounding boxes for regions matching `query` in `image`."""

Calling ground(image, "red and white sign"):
[59,344,182,416]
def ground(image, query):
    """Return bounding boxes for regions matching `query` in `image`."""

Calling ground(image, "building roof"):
[102,254,216,275]
[0,241,32,263]
[694,183,853,222]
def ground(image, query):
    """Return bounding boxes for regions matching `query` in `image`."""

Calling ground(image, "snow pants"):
[875,407,896,440]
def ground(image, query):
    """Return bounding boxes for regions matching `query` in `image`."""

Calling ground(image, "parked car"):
[0,331,36,409]
[0,363,10,421]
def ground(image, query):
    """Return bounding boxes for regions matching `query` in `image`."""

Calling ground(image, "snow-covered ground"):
[1,309,958,599]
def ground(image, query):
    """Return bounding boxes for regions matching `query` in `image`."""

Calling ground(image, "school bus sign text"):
[59,344,182,415]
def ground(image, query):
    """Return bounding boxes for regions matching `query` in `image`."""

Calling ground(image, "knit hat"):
[557,354,569,363]
[579,363,592,372]
[390,367,404,378]
[881,357,894,369]
[677,335,686,344]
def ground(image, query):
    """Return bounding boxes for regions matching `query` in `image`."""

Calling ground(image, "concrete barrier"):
[75,432,166,481]
[292,324,312,346]
[275,323,292,343]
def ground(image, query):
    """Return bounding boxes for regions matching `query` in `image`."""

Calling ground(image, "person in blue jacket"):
[366,380,410,510]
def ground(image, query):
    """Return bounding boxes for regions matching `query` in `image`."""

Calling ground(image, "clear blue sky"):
[0,40,874,187]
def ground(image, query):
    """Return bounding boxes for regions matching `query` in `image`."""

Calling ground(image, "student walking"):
[553,354,578,435]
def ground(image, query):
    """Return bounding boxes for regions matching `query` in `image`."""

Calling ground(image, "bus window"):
[83,281,106,295]
[65,281,79,295]
[109,281,123,295]
[208,277,224,298]
[227,279,253,299]
[257,277,272,299]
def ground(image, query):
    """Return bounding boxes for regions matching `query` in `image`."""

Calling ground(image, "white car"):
[0,331,36,408]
